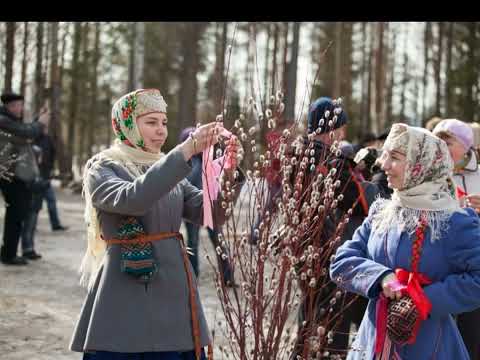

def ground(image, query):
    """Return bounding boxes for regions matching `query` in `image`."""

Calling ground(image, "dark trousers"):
[21,181,62,252]
[0,178,33,260]
[184,221,233,282]
[458,308,480,360]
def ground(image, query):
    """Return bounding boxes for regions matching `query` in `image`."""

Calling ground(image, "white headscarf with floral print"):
[372,123,460,241]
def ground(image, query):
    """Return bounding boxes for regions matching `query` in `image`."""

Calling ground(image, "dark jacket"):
[0,106,44,182]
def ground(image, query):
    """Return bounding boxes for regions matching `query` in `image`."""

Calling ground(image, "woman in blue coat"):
[330,123,480,360]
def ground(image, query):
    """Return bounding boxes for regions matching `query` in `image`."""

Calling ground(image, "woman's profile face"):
[136,112,168,153]
[379,149,407,190]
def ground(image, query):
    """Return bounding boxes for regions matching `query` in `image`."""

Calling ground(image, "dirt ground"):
[0,183,232,359]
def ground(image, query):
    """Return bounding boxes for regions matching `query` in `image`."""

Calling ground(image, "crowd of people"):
[2,86,480,360]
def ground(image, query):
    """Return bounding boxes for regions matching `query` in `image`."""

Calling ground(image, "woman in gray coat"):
[70,89,242,360]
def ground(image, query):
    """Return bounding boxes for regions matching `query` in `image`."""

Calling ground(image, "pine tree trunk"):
[374,22,385,132]
[434,22,444,116]
[465,22,477,122]
[177,23,206,135]
[263,23,271,107]
[4,22,16,93]
[366,24,374,133]
[34,22,44,112]
[360,22,369,134]
[333,22,343,98]
[20,22,29,96]
[281,22,290,93]
[386,26,397,125]
[59,23,71,87]
[422,22,431,120]
[49,22,65,183]
[65,22,82,178]
[134,22,145,89]
[78,22,90,169]
[284,22,300,120]
[213,22,228,115]
[271,23,279,95]
[444,22,454,117]
[87,22,100,161]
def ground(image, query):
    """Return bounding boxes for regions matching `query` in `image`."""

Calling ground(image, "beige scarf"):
[372,124,460,241]
[79,140,164,288]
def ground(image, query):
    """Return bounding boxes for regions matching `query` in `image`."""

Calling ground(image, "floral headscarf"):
[111,88,168,150]
[373,123,460,241]
[383,123,455,191]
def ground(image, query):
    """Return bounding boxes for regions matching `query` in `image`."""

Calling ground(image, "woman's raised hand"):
[180,122,221,161]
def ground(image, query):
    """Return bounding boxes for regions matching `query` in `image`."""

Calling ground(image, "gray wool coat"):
[70,146,241,353]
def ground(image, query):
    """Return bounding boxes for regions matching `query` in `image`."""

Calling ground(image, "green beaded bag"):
[117,217,157,284]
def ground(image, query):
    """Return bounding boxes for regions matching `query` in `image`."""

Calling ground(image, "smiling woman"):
[330,123,480,360]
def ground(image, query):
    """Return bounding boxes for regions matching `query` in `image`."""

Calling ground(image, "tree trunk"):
[271,23,279,96]
[366,24,375,133]
[78,22,90,169]
[374,22,385,133]
[400,27,409,121]
[34,22,44,112]
[65,22,82,178]
[422,22,431,121]
[284,22,300,120]
[333,22,343,98]
[213,22,228,116]
[4,22,16,93]
[49,22,65,184]
[177,23,206,135]
[360,22,369,134]
[434,22,444,116]
[263,23,271,107]
[134,22,145,89]
[59,23,71,87]
[465,22,477,122]
[20,22,29,96]
[87,22,101,161]
[386,26,397,125]
[444,22,454,117]
[281,22,290,93]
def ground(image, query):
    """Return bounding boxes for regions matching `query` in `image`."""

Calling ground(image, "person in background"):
[0,92,49,265]
[178,127,235,287]
[21,126,68,260]
[433,118,480,360]
[424,116,443,132]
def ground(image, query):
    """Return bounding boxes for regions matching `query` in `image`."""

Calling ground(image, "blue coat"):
[330,205,480,360]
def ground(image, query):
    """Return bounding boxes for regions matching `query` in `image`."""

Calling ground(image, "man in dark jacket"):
[291,97,379,358]
[0,92,49,265]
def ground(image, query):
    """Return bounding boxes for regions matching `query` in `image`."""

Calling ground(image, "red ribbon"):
[456,186,467,200]
[375,269,432,353]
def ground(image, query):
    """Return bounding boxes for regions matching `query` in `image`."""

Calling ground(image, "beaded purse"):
[117,217,157,283]
[386,215,429,345]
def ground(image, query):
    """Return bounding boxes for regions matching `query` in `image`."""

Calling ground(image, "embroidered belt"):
[106,231,213,360]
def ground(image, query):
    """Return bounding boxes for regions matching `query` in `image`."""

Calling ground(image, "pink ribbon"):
[202,127,235,229]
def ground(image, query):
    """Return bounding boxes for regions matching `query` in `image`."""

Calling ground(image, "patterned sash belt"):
[106,232,213,360]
